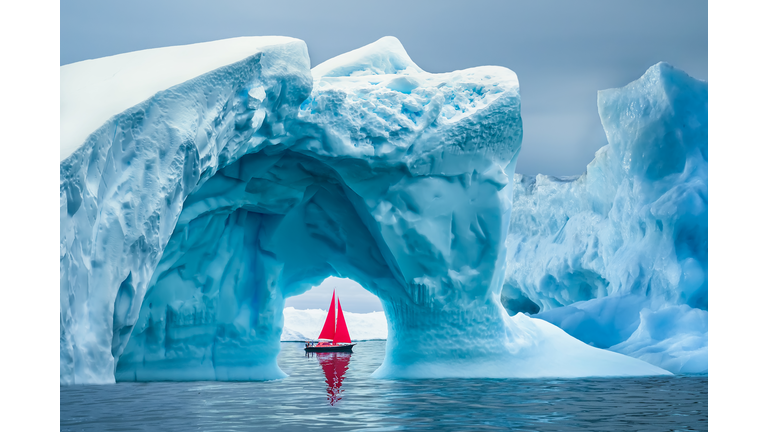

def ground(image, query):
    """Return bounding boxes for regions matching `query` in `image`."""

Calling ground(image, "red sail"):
[317,290,336,341]
[333,297,352,344]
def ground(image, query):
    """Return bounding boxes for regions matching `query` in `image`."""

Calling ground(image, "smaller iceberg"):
[502,62,708,374]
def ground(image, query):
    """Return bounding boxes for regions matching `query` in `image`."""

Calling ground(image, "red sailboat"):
[304,290,356,352]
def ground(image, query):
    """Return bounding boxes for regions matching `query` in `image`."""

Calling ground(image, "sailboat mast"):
[317,290,337,341]
[333,297,352,344]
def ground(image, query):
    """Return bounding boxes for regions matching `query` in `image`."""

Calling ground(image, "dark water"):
[61,341,707,431]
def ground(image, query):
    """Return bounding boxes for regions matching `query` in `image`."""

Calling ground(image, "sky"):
[284,277,384,313]
[59,0,707,312]
[60,0,707,177]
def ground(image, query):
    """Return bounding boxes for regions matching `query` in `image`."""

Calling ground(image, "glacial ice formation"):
[60,37,302,162]
[502,63,708,373]
[61,36,673,384]
[61,37,313,383]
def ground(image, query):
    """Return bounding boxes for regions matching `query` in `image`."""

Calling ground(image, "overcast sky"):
[60,1,707,312]
[61,0,707,177]
[284,277,384,313]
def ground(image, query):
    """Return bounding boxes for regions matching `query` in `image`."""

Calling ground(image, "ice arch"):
[60,36,668,384]
[113,150,411,381]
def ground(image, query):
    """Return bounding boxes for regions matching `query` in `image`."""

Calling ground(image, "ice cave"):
[60,36,706,385]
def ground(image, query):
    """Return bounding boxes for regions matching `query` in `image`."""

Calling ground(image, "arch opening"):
[281,276,387,343]
[284,277,384,314]
[114,148,409,381]
[111,140,536,381]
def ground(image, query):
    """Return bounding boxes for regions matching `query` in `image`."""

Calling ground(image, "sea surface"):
[61,341,707,431]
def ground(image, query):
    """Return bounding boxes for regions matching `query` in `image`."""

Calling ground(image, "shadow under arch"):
[114,148,409,381]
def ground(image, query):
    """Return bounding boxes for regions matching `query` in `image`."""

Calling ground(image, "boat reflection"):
[308,352,352,406]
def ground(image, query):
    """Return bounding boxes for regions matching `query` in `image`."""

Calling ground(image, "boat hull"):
[304,343,356,353]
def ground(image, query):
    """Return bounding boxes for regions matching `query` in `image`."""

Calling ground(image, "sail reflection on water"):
[312,352,352,406]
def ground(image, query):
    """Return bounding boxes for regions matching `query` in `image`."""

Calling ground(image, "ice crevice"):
[60,36,704,384]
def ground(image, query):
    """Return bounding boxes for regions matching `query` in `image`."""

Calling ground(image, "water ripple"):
[61,341,707,431]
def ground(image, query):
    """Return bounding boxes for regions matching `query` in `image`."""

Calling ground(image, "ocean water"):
[61,341,707,431]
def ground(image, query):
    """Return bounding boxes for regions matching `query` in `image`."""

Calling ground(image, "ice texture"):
[61,36,671,384]
[61,37,313,383]
[60,37,300,162]
[611,305,707,374]
[502,63,708,373]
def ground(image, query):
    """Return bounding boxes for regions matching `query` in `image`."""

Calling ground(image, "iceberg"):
[61,36,673,384]
[502,63,708,373]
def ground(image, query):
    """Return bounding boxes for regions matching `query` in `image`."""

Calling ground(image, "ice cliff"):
[60,37,313,383]
[502,63,708,373]
[60,36,682,384]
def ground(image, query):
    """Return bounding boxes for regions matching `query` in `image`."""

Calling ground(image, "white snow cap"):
[60,36,303,161]
[311,36,424,79]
